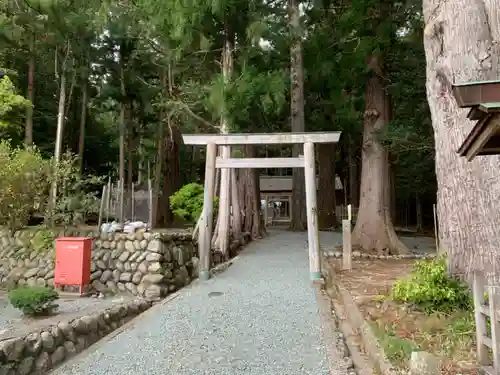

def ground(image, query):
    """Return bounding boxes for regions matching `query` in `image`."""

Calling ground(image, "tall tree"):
[338,0,412,254]
[289,0,307,230]
[423,0,500,278]
[352,54,409,254]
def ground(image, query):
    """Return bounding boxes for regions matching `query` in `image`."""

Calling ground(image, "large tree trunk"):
[118,55,126,224]
[213,23,237,257]
[289,0,307,231]
[230,168,242,243]
[240,145,266,239]
[78,82,87,173]
[25,35,35,146]
[155,65,182,227]
[348,135,359,207]
[160,125,181,226]
[423,0,500,280]
[416,194,423,232]
[153,68,167,228]
[50,44,70,211]
[351,56,410,255]
[317,143,338,229]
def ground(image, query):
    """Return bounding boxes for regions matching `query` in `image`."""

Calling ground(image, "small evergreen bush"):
[169,182,218,223]
[8,286,59,316]
[391,256,472,313]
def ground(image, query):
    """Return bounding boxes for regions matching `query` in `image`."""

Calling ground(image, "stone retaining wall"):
[0,227,198,301]
[0,299,152,375]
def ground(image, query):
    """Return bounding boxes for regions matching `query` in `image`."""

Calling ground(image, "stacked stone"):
[90,231,196,300]
[0,228,97,288]
[0,299,151,375]
[0,228,199,300]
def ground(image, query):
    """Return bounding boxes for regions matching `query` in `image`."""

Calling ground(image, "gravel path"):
[51,231,343,375]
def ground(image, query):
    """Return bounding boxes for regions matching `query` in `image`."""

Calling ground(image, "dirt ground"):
[329,258,479,375]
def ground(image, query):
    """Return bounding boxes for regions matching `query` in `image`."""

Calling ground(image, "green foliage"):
[0,75,30,130]
[8,286,59,316]
[47,152,104,226]
[371,324,418,366]
[391,257,472,313]
[0,0,437,233]
[169,182,218,223]
[30,228,56,253]
[0,141,49,230]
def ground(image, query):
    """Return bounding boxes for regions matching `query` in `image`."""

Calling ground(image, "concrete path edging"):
[322,255,401,375]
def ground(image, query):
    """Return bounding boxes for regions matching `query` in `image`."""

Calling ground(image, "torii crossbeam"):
[182,131,342,284]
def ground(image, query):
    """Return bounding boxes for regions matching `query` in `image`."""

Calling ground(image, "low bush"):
[8,286,59,316]
[0,141,49,230]
[170,182,218,223]
[391,256,472,313]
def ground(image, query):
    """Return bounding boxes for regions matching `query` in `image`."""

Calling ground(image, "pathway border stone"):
[0,298,152,375]
[321,253,400,375]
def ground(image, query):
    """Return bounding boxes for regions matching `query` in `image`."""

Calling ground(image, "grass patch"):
[366,299,477,372]
[371,323,418,366]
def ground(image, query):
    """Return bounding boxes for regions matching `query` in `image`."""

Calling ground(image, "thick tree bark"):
[317,143,338,229]
[416,194,423,232]
[289,0,307,231]
[230,168,242,243]
[240,145,266,239]
[423,0,500,280]
[351,56,410,255]
[152,122,164,227]
[78,82,87,172]
[160,125,181,226]
[213,23,240,257]
[153,68,167,227]
[118,56,126,223]
[348,135,359,207]
[127,130,134,214]
[25,35,35,146]
[154,65,182,227]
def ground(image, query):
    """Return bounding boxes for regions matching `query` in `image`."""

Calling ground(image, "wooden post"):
[97,185,107,230]
[304,142,321,280]
[342,219,352,270]
[148,178,153,229]
[106,177,111,223]
[119,178,125,224]
[199,143,217,281]
[473,271,489,366]
[131,182,135,222]
[489,283,500,372]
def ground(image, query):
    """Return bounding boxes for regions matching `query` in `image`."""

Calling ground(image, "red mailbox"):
[54,237,93,296]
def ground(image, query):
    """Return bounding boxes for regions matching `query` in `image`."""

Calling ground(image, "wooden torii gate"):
[182,131,342,282]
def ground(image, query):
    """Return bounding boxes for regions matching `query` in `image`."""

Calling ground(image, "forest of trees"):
[0,0,497,279]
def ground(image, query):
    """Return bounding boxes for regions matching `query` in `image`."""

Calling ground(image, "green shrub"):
[8,286,59,316]
[46,151,104,225]
[0,75,31,130]
[391,256,472,313]
[30,228,56,254]
[169,182,218,223]
[0,141,49,230]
